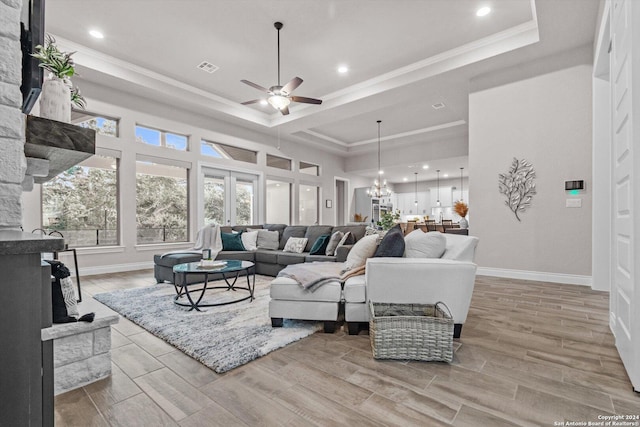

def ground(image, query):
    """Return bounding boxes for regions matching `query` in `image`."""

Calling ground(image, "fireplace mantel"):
[24,115,96,185]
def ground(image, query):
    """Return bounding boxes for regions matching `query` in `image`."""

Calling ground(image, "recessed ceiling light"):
[379,170,384,175]
[444,174,449,178]
[337,65,349,74]
[476,6,491,17]
[260,99,268,106]
[403,177,408,182]
[89,29,104,39]
[422,165,429,169]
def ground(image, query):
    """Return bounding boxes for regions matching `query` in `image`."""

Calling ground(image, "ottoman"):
[269,276,342,333]
[153,253,202,284]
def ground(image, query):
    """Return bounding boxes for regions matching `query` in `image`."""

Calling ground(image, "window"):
[235,179,254,225]
[266,179,291,224]
[135,125,188,151]
[299,161,319,176]
[71,110,119,137]
[267,154,292,171]
[136,160,188,243]
[203,176,225,226]
[42,155,119,247]
[299,184,319,225]
[201,140,257,163]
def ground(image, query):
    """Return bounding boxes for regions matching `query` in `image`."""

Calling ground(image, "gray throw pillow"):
[257,229,279,250]
[404,230,446,258]
[373,225,405,257]
[325,231,344,256]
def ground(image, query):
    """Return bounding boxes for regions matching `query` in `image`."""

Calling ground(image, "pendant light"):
[367,120,391,198]
[460,167,464,201]
[436,169,441,206]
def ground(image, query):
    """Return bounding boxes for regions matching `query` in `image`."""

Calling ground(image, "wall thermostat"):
[565,180,585,191]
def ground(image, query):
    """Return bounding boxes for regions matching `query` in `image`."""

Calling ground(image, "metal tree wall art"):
[498,158,537,221]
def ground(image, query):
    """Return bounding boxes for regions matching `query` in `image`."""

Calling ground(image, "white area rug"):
[94,275,321,373]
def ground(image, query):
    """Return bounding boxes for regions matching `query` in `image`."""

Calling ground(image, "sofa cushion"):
[343,234,378,272]
[283,237,308,253]
[220,226,234,234]
[374,225,405,257]
[309,234,331,255]
[270,276,342,302]
[221,232,246,251]
[257,229,279,250]
[304,225,334,252]
[232,225,263,233]
[305,254,337,263]
[240,230,259,251]
[279,226,307,249]
[325,231,344,256]
[277,252,307,266]
[441,234,479,262]
[343,275,366,303]
[153,253,201,268]
[405,230,446,258]
[216,251,255,262]
[255,249,279,264]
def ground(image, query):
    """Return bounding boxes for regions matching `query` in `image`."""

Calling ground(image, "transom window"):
[299,161,319,176]
[201,140,257,163]
[267,154,292,171]
[71,110,119,137]
[136,125,188,151]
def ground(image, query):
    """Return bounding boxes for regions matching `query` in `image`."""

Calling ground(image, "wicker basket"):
[369,301,453,362]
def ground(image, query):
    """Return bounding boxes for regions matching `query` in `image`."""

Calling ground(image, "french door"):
[202,167,258,226]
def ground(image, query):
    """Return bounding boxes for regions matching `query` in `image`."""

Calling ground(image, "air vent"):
[432,102,445,110]
[197,61,219,73]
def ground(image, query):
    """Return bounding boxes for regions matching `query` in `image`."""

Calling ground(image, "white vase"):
[39,77,71,123]
[459,217,468,229]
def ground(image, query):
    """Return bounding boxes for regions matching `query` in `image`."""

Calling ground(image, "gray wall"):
[469,63,593,279]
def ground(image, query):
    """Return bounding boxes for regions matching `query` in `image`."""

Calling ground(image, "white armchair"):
[343,233,479,338]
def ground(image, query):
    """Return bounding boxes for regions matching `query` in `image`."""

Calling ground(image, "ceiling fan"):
[241,22,322,115]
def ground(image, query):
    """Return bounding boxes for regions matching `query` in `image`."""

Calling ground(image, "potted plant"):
[31,35,86,121]
[454,200,469,229]
[378,209,401,231]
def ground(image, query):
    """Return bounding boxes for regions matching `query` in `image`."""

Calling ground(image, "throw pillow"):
[336,231,351,249]
[309,234,331,255]
[325,231,344,256]
[374,224,405,257]
[343,234,378,271]
[240,230,259,251]
[404,230,446,258]
[221,232,246,251]
[283,237,308,253]
[256,229,279,250]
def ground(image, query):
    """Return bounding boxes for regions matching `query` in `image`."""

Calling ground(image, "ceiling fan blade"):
[291,96,323,105]
[281,77,303,95]
[280,106,290,115]
[241,99,264,105]
[241,80,270,93]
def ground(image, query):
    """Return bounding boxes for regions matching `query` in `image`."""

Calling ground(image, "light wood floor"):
[54,270,639,426]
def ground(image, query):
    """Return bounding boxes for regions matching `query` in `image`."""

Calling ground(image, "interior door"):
[610,0,639,391]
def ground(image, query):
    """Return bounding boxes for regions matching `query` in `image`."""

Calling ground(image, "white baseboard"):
[78,261,155,277]
[476,267,593,286]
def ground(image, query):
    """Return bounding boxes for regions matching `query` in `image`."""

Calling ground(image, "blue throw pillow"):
[373,224,405,257]
[221,232,246,251]
[309,234,331,255]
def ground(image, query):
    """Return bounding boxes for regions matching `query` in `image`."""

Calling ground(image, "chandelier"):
[367,120,392,198]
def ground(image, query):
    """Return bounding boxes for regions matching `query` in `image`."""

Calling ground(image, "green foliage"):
[31,35,76,79]
[70,87,86,109]
[136,174,188,231]
[377,209,401,230]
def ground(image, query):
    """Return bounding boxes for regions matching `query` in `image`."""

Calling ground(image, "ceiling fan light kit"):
[241,22,322,115]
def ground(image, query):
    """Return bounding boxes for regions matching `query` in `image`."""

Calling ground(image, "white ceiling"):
[45,0,600,183]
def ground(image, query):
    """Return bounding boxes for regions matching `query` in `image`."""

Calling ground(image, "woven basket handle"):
[435,301,452,319]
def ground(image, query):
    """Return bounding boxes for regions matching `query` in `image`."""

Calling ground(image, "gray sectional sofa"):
[153,224,367,283]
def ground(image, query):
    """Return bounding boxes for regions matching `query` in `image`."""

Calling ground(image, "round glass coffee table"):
[172,260,255,311]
